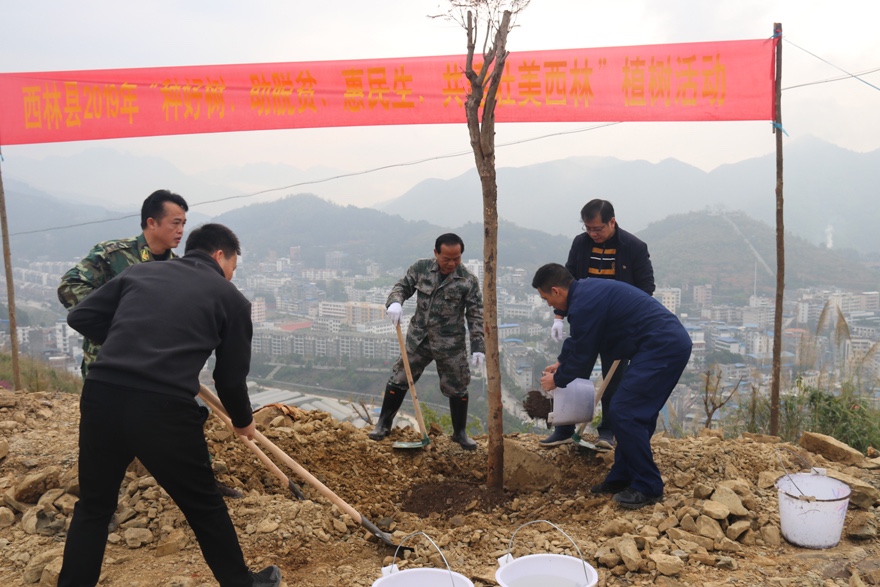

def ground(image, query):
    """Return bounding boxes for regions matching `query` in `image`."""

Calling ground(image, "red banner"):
[0,39,775,146]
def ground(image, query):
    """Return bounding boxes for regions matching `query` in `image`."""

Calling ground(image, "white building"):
[655,288,681,315]
[251,297,267,324]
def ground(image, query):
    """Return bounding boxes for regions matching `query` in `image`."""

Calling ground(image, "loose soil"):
[2,389,880,586]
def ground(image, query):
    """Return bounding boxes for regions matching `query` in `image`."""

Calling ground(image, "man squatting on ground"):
[58,224,281,587]
[369,233,485,450]
[543,198,655,449]
[533,263,691,509]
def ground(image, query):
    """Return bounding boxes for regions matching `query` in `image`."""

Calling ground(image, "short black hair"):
[141,189,188,229]
[185,223,241,258]
[581,199,615,224]
[531,263,574,292]
[435,233,465,254]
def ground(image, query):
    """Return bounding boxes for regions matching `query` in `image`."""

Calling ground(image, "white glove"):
[471,352,485,369]
[550,318,565,342]
[386,302,402,325]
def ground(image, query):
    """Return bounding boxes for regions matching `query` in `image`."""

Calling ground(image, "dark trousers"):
[605,341,691,497]
[388,343,470,398]
[58,380,251,587]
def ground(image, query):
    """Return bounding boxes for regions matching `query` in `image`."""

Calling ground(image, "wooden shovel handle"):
[395,323,429,439]
[198,385,364,524]
[197,386,298,496]
[575,359,621,437]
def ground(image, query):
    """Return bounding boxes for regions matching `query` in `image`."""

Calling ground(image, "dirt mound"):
[2,390,880,586]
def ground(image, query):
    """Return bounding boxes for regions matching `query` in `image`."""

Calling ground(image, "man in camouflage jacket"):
[57,189,188,375]
[369,233,485,450]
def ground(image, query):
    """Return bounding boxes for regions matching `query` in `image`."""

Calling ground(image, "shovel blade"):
[576,439,611,452]
[392,436,430,450]
[360,516,414,552]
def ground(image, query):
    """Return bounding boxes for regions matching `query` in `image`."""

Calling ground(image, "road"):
[500,381,531,422]
[252,370,533,427]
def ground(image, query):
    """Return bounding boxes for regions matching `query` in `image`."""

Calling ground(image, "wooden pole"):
[0,160,23,391]
[770,23,784,436]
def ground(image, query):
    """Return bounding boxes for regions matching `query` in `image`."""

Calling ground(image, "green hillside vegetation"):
[0,353,81,394]
[641,211,879,302]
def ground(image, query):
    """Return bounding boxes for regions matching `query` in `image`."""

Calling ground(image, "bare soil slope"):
[2,390,880,586]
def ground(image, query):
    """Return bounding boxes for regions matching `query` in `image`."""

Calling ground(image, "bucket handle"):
[775,448,827,500]
[386,531,459,587]
[502,520,591,585]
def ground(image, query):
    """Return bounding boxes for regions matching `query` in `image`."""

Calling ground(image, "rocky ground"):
[3,388,880,587]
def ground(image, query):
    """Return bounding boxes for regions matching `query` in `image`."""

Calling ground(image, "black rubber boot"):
[368,385,407,441]
[449,395,477,450]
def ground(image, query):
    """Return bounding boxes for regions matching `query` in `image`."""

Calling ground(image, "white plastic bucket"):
[548,378,595,426]
[372,566,473,587]
[373,532,474,587]
[776,470,851,549]
[496,553,598,587]
[496,520,598,587]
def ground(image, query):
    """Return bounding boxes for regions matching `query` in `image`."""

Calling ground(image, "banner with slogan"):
[0,38,775,146]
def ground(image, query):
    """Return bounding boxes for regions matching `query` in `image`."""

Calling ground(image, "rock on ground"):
[2,391,880,586]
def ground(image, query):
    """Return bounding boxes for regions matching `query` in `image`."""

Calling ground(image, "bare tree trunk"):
[0,162,23,391]
[770,22,783,436]
[462,9,511,490]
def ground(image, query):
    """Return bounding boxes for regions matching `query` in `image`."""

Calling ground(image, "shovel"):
[198,385,410,551]
[390,323,430,450]
[571,359,620,451]
[197,385,304,500]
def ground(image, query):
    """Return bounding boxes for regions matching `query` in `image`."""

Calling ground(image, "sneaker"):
[590,480,629,495]
[612,488,663,510]
[539,426,574,448]
[250,565,282,587]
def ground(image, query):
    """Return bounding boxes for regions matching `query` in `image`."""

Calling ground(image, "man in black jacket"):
[542,199,655,449]
[58,224,281,587]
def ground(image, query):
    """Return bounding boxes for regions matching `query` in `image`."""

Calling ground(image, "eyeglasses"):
[583,223,607,234]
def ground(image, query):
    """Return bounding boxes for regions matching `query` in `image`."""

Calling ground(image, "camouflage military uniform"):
[57,234,176,375]
[386,258,484,398]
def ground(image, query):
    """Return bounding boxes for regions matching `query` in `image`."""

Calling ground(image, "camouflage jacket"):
[387,259,484,358]
[57,233,176,373]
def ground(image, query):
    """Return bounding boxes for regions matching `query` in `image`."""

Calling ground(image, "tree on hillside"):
[432,0,530,489]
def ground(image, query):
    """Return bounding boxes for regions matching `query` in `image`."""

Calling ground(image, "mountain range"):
[377,136,880,256]
[3,136,878,258]
[1,137,877,300]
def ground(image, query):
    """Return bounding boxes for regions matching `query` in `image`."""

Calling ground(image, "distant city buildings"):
[656,287,682,315]
[2,248,879,399]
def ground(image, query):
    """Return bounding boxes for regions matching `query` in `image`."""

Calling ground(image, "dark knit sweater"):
[67,250,254,428]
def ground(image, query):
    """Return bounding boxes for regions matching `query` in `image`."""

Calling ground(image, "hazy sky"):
[1,0,878,214]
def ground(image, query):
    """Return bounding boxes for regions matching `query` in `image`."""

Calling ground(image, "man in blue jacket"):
[59,224,281,587]
[533,263,690,509]
[544,199,655,449]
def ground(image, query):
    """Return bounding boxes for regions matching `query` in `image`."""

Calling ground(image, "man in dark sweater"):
[543,199,655,449]
[59,224,281,587]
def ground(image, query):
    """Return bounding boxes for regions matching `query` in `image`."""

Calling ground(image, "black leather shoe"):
[612,488,662,509]
[250,565,282,587]
[590,480,629,495]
